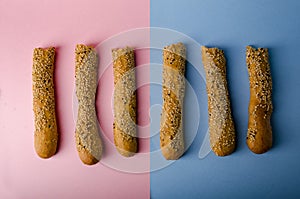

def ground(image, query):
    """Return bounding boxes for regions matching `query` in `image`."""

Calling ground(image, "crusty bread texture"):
[202,46,236,156]
[112,47,138,157]
[75,44,103,165]
[160,42,186,160]
[32,47,58,159]
[246,46,273,154]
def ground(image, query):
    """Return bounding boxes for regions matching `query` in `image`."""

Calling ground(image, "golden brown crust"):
[160,43,186,160]
[246,46,272,154]
[76,134,99,165]
[202,46,236,156]
[112,47,137,157]
[75,44,102,165]
[32,47,58,159]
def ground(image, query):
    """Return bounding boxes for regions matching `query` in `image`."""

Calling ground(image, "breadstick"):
[160,42,186,160]
[112,47,137,157]
[201,46,236,156]
[246,46,272,154]
[32,47,58,158]
[75,44,102,165]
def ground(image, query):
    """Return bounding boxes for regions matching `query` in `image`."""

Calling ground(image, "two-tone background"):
[1,0,300,198]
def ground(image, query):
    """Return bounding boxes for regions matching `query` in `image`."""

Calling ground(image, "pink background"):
[0,0,150,198]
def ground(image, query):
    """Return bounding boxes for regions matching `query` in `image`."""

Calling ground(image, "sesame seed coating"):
[75,44,102,165]
[246,46,272,154]
[202,46,236,156]
[112,47,137,157]
[32,47,58,159]
[160,42,186,160]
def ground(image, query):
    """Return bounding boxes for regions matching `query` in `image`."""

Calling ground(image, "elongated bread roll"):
[112,47,137,157]
[75,44,102,165]
[246,46,272,154]
[202,46,236,156]
[32,47,58,159]
[160,42,186,160]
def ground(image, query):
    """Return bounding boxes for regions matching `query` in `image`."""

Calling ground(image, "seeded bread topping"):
[202,46,236,156]
[246,46,272,154]
[75,44,102,165]
[160,42,186,160]
[32,47,58,159]
[112,47,137,157]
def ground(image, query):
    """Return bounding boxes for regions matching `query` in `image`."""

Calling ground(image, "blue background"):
[150,0,300,198]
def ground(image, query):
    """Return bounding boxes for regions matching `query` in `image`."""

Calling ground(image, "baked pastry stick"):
[33,47,58,158]
[160,43,186,160]
[75,44,102,165]
[112,47,137,157]
[201,46,236,156]
[246,46,273,154]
